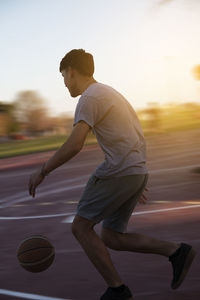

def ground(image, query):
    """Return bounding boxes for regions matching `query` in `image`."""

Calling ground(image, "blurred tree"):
[192,65,200,80]
[0,102,20,136]
[13,90,49,136]
[191,64,200,125]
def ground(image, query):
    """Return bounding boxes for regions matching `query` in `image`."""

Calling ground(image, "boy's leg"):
[101,227,180,256]
[72,215,124,288]
[101,228,196,291]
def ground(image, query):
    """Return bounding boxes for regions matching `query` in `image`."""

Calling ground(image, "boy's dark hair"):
[59,49,94,76]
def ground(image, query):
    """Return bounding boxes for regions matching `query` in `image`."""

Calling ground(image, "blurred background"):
[1,2,200,299]
[0,0,200,157]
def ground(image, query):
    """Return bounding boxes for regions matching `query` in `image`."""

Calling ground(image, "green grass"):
[0,134,98,159]
[1,118,200,159]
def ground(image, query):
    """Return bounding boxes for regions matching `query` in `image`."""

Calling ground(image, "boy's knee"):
[101,227,123,250]
[71,214,96,237]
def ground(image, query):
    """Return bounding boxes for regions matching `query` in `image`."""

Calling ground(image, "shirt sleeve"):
[73,96,98,128]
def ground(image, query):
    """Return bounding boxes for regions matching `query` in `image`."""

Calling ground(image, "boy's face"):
[61,67,80,97]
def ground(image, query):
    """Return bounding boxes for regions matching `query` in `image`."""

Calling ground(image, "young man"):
[29,49,196,300]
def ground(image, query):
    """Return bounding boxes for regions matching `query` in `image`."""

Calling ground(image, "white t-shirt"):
[73,82,149,178]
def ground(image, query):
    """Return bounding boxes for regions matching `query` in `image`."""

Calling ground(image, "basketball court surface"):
[0,129,199,299]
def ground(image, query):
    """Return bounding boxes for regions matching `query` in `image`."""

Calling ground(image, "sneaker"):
[168,242,196,289]
[100,284,133,300]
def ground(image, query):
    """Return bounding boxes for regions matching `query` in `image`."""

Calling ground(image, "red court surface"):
[0,129,199,300]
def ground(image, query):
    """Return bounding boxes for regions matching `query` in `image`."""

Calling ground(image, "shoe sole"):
[171,247,196,289]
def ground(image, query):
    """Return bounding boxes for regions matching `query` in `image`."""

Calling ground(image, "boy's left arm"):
[28,121,91,198]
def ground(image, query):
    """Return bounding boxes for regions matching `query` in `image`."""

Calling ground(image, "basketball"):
[17,235,55,273]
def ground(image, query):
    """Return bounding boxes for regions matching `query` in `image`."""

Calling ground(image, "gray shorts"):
[76,173,149,233]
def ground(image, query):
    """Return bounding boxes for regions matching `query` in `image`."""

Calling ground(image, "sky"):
[1,0,200,117]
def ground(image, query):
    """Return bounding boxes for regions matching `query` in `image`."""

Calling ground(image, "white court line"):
[0,289,70,300]
[151,180,200,190]
[0,212,73,220]
[1,162,199,208]
[150,164,199,174]
[0,174,91,204]
[132,204,200,215]
[0,183,86,208]
[0,155,199,178]
[62,204,200,223]
[1,204,200,221]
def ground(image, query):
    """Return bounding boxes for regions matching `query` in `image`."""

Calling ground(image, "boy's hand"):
[28,168,45,198]
[138,187,149,204]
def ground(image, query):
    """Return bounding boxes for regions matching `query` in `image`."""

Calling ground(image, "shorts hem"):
[102,224,126,234]
[76,212,101,224]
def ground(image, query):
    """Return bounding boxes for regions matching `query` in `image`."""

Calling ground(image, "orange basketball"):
[17,235,55,273]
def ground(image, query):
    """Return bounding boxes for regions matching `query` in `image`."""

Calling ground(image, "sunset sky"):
[1,0,200,116]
